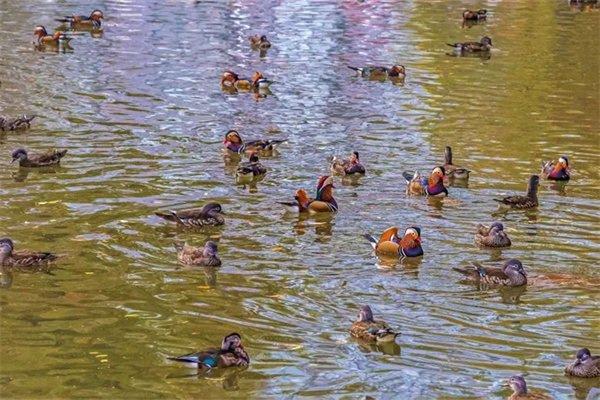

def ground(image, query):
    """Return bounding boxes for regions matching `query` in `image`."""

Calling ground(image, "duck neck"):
[444,147,453,165]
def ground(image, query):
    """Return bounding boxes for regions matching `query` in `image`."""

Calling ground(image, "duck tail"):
[363,234,378,249]
[155,210,181,223]
[55,18,71,23]
[402,171,415,183]
[452,266,473,276]
[347,65,360,72]
[446,43,457,48]
[492,198,504,203]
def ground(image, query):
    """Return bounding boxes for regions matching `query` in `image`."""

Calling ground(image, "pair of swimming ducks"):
[33,10,104,46]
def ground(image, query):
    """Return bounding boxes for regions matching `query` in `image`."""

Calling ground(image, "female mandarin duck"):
[0,238,58,268]
[494,175,539,209]
[364,226,423,257]
[55,10,104,29]
[453,259,527,287]
[249,34,271,50]
[220,70,273,91]
[541,156,570,181]
[443,146,470,179]
[155,202,225,227]
[0,115,35,131]
[565,348,600,378]
[33,26,72,46]
[403,167,448,197]
[463,9,487,20]
[475,222,511,248]
[278,189,311,213]
[11,148,67,167]
[330,151,366,176]
[350,305,399,343]
[169,333,249,372]
[223,130,286,155]
[175,241,221,267]
[447,36,492,52]
[506,376,552,400]
[236,153,267,182]
[347,65,406,80]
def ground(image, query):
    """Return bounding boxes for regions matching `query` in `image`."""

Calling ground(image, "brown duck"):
[463,9,487,20]
[506,375,552,400]
[349,305,399,343]
[447,36,492,52]
[155,202,225,227]
[0,238,58,269]
[0,115,35,131]
[175,241,221,267]
[453,259,527,287]
[249,34,271,50]
[494,175,539,209]
[169,333,249,372]
[330,151,366,176]
[475,222,511,248]
[565,348,600,378]
[11,148,67,167]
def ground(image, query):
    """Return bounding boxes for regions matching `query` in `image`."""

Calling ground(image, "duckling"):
[475,222,512,248]
[447,36,492,52]
[403,167,448,197]
[249,34,271,50]
[330,151,366,176]
[155,202,225,227]
[0,115,35,131]
[236,153,267,182]
[55,9,104,29]
[11,148,67,167]
[33,26,72,46]
[541,156,570,181]
[463,9,487,20]
[350,305,399,343]
[565,348,600,378]
[175,241,221,267]
[223,130,286,155]
[364,226,423,258]
[347,65,406,80]
[307,175,338,213]
[0,238,58,268]
[443,146,470,179]
[494,175,539,209]
[453,259,527,287]
[169,332,249,372]
[278,189,312,213]
[506,375,552,400]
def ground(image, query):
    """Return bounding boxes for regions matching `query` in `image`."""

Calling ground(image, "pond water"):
[1,1,599,399]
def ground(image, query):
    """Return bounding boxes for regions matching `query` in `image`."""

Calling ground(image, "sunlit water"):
[1,1,599,399]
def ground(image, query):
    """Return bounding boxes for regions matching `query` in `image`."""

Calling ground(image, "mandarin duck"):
[463,9,487,20]
[565,348,600,378]
[447,36,492,52]
[278,189,312,213]
[249,34,271,50]
[236,153,267,182]
[475,222,511,248]
[347,65,405,79]
[330,151,366,176]
[403,167,448,197]
[349,305,399,343]
[453,259,527,287]
[169,333,249,372]
[11,148,67,167]
[443,146,470,179]
[220,71,273,91]
[155,202,225,227]
[0,115,35,131]
[33,26,72,46]
[506,376,552,400]
[175,241,221,267]
[223,130,286,155]
[541,156,570,181]
[55,9,104,29]
[0,238,58,268]
[364,226,423,257]
[494,175,539,209]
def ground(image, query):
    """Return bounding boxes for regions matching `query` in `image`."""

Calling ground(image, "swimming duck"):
[249,34,271,50]
[169,332,249,372]
[236,153,267,182]
[220,71,273,91]
[475,222,512,248]
[55,9,104,29]
[11,148,67,167]
[175,241,221,267]
[155,202,225,227]
[349,305,399,343]
[443,146,470,179]
[347,65,406,79]
[278,189,312,213]
[364,226,423,257]
[330,151,366,176]
[447,36,492,52]
[453,259,527,287]
[403,167,448,197]
[494,175,539,209]
[308,175,338,213]
[565,348,600,378]
[541,156,570,181]
[463,9,487,20]
[0,238,58,268]
[506,376,552,400]
[223,130,286,155]
[33,26,72,46]
[0,115,35,131]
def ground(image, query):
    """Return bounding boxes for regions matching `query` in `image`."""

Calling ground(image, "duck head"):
[259,35,271,48]
[504,259,526,277]
[248,153,260,163]
[11,148,28,163]
[90,10,104,21]
[477,9,487,16]
[389,65,405,77]
[573,348,592,366]
[481,36,493,46]
[203,241,219,258]
[221,332,243,351]
[0,237,14,254]
[224,129,242,146]
[489,221,505,233]
[507,375,527,396]
[429,166,445,184]
[556,156,569,170]
[357,305,375,322]
[33,26,48,39]
[202,202,224,215]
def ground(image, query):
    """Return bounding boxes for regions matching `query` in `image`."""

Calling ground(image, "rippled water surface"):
[1,1,599,399]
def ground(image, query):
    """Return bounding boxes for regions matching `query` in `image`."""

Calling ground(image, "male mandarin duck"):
[565,348,600,378]
[0,115,35,131]
[349,305,399,343]
[33,26,72,46]
[223,130,286,155]
[541,156,570,181]
[175,241,221,267]
[447,36,492,52]
[220,70,273,91]
[0,238,58,268]
[236,153,267,182]
[494,175,539,209]
[347,65,406,79]
[169,333,249,372]
[475,222,512,248]
[463,9,487,20]
[55,9,104,29]
[155,202,225,227]
[453,259,527,287]
[403,167,448,197]
[330,151,366,176]
[443,146,470,179]
[278,189,311,213]
[308,175,338,213]
[364,226,423,257]
[506,376,552,400]
[11,148,67,167]
[249,34,271,50]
